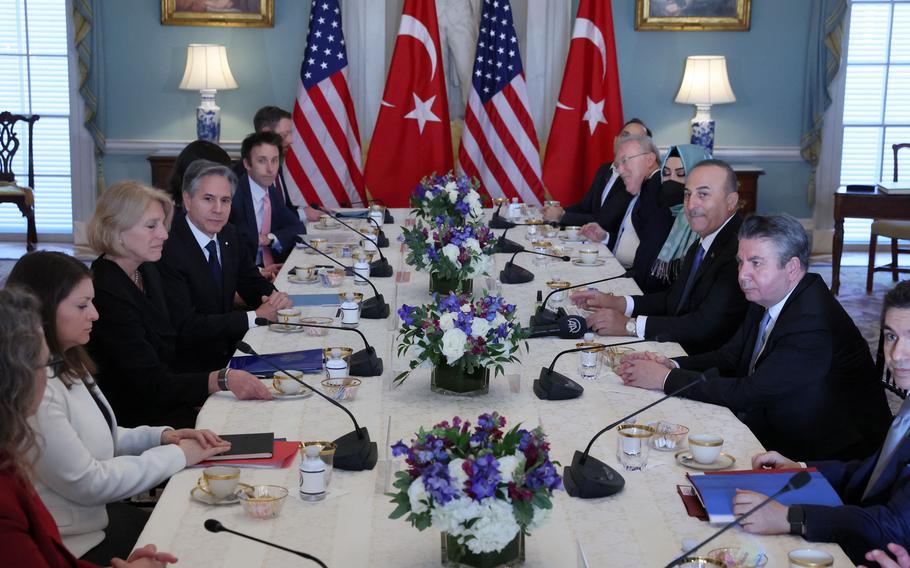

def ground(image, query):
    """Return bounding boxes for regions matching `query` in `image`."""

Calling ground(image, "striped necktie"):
[748,310,771,374]
[863,404,910,500]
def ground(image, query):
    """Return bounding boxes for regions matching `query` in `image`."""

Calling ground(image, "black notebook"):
[209,432,274,460]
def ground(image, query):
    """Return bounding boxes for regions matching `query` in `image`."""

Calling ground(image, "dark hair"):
[253,106,291,133]
[738,214,810,270]
[6,252,95,386]
[0,287,44,475]
[624,118,652,138]
[689,159,738,195]
[882,281,910,325]
[241,131,283,163]
[183,159,238,198]
[168,140,232,205]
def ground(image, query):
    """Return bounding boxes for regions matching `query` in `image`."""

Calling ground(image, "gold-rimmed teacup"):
[578,247,600,265]
[272,370,306,395]
[688,434,724,464]
[307,238,327,254]
[196,466,241,500]
[493,197,508,207]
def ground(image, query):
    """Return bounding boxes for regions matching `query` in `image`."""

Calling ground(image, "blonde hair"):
[88,180,174,257]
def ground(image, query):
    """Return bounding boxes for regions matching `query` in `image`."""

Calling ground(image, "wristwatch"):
[787,506,807,536]
[217,368,231,391]
[625,318,637,337]
[267,232,277,243]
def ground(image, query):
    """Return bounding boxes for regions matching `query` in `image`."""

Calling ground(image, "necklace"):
[132,269,143,290]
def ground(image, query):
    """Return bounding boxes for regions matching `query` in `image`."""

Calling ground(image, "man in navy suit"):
[230,132,307,265]
[620,214,891,461]
[729,280,910,565]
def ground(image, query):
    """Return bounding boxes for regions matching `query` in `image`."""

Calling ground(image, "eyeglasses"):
[612,152,649,170]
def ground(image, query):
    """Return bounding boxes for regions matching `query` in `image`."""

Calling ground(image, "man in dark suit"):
[727,280,910,566]
[230,132,307,265]
[541,118,650,243]
[578,135,674,293]
[158,160,293,373]
[570,159,747,353]
[620,214,892,462]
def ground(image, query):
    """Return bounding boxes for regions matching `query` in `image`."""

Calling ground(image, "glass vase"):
[431,363,490,396]
[429,274,473,296]
[441,532,525,568]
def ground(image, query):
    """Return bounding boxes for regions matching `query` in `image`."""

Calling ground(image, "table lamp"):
[674,56,735,154]
[179,44,238,143]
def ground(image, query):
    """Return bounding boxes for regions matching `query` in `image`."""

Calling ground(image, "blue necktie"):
[676,243,705,313]
[863,403,910,499]
[206,240,223,290]
[748,310,771,374]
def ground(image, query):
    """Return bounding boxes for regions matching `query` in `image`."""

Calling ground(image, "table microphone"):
[534,338,649,401]
[312,202,390,249]
[531,273,628,326]
[236,341,377,471]
[664,471,812,567]
[489,201,513,229]
[254,317,382,376]
[295,238,390,319]
[564,372,707,499]
[310,203,393,272]
[527,314,589,339]
[500,249,571,284]
[204,519,327,567]
[495,222,560,254]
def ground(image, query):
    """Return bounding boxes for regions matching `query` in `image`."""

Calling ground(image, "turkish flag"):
[364,0,453,207]
[542,0,623,205]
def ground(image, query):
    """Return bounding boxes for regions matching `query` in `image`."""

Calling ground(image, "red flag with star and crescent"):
[364,0,453,207]
[542,0,623,205]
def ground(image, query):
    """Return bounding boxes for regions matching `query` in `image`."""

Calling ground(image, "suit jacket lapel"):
[219,231,236,311]
[175,213,226,310]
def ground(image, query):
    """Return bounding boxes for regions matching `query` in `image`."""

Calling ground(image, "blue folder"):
[689,469,843,524]
[334,209,370,218]
[289,294,341,307]
[229,348,324,375]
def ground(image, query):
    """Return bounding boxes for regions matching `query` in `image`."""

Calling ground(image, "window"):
[840,0,910,243]
[0,0,73,236]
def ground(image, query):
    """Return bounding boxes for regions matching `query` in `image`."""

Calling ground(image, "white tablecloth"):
[135,210,850,567]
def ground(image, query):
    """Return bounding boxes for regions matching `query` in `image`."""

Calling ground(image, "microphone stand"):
[205,519,327,567]
[531,273,628,326]
[255,317,382,376]
[310,204,393,274]
[296,239,390,319]
[564,373,707,499]
[489,201,512,229]
[236,341,378,471]
[534,339,648,401]
[499,249,571,284]
[496,226,523,254]
[664,471,812,567]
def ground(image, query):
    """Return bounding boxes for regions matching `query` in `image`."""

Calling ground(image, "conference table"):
[135,210,850,567]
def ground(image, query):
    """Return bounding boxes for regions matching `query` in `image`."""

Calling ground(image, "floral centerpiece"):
[396,294,526,396]
[388,412,562,567]
[401,219,497,295]
[411,173,484,225]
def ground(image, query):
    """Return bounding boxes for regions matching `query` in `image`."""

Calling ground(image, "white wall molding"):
[107,139,804,163]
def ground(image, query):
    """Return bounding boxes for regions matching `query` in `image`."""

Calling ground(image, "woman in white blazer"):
[7,251,231,565]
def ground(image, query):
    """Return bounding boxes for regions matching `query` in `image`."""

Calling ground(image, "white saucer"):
[571,258,606,267]
[269,386,315,399]
[268,323,304,333]
[675,450,736,471]
[313,222,339,230]
[190,484,250,505]
[559,235,587,243]
[287,275,319,284]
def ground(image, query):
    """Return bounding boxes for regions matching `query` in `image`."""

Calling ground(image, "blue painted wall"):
[101,0,813,217]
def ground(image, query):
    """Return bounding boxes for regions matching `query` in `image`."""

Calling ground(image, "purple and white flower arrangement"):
[411,172,484,225]
[401,219,497,282]
[388,412,562,554]
[395,294,527,384]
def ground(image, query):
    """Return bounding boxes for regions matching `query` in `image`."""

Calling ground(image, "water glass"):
[577,344,604,381]
[616,423,655,471]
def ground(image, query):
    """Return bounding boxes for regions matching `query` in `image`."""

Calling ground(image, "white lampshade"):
[178,44,238,91]
[674,56,736,106]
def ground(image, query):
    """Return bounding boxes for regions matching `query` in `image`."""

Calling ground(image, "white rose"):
[469,254,492,278]
[491,312,507,328]
[465,237,482,254]
[464,499,521,554]
[431,497,483,537]
[447,189,459,203]
[441,328,468,364]
[439,312,458,331]
[442,243,461,267]
[470,317,490,338]
[445,181,458,192]
[407,479,429,514]
[496,454,523,482]
[460,303,471,314]
[448,458,469,492]
[466,191,483,218]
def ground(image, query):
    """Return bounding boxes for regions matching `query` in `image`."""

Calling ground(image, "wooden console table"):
[832,186,910,295]
[731,165,764,215]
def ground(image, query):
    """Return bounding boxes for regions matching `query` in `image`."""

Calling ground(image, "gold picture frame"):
[635,0,751,31]
[161,0,274,28]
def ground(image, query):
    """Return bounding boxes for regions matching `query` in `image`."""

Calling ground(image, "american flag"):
[285,0,366,209]
[458,0,545,206]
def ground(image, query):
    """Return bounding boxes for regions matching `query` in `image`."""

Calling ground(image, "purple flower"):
[391,440,410,458]
[422,461,459,505]
[526,459,563,492]
[464,453,501,500]
[397,305,417,326]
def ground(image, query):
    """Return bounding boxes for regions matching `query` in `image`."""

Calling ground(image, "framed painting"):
[635,0,752,31]
[161,0,274,28]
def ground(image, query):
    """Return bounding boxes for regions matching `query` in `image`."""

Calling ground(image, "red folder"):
[193,440,299,469]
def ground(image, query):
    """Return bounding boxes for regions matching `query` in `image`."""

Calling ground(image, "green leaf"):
[532,493,552,509]
[513,500,534,527]
[388,502,411,519]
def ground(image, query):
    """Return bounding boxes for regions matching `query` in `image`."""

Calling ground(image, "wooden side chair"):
[866,143,910,293]
[0,111,40,251]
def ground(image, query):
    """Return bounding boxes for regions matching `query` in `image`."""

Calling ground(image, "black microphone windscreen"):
[787,471,812,491]
[558,315,588,339]
[560,255,571,261]
[236,341,254,355]
[254,317,271,327]
[204,519,224,532]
